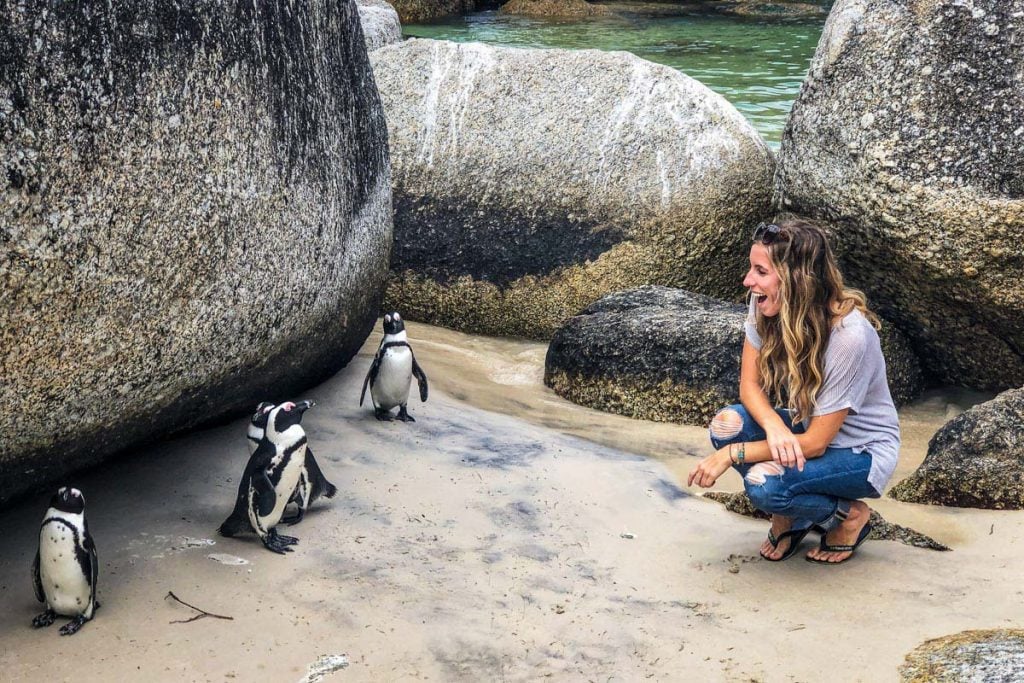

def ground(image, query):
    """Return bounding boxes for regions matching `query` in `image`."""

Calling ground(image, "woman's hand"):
[765,422,805,471]
[687,448,733,489]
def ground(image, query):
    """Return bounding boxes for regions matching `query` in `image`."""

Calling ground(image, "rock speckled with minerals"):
[778,0,1024,389]
[371,39,776,339]
[0,0,392,504]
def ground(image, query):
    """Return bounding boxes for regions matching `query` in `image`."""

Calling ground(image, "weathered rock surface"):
[710,1,828,18]
[390,0,476,24]
[544,286,923,426]
[777,0,1024,390]
[890,387,1024,509]
[0,0,392,505]
[899,630,1024,682]
[703,491,950,551]
[372,39,775,338]
[358,0,403,52]
[501,0,609,17]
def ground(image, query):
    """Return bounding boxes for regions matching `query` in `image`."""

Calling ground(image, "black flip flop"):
[760,525,814,562]
[806,523,873,564]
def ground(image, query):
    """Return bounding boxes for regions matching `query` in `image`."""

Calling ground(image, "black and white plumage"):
[246,401,337,525]
[360,312,428,422]
[219,401,313,554]
[32,487,99,635]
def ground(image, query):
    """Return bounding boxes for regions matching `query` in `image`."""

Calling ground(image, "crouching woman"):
[688,219,900,564]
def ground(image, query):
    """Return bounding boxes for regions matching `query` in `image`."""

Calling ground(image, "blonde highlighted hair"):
[754,218,879,423]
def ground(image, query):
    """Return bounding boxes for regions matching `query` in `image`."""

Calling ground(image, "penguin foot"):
[59,615,89,636]
[276,533,299,545]
[374,408,394,421]
[32,609,56,628]
[262,537,294,554]
[397,406,416,422]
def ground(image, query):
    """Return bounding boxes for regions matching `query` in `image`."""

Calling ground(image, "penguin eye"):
[384,315,391,323]
[394,313,401,321]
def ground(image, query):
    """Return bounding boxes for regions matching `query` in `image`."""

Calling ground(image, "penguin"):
[219,401,313,553]
[360,312,428,422]
[32,487,99,635]
[246,401,337,525]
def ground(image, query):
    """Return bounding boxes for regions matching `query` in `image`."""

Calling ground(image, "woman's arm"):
[738,339,804,468]
[688,409,849,488]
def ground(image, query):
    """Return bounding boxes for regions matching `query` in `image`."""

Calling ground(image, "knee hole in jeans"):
[709,408,743,440]
[744,462,785,485]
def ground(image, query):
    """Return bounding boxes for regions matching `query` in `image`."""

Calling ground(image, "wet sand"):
[0,322,1019,682]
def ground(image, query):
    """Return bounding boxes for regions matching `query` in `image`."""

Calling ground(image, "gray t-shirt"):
[744,301,901,493]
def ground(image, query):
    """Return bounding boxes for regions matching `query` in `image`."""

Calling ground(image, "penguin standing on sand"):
[219,401,313,553]
[246,401,337,525]
[360,312,428,422]
[32,487,99,635]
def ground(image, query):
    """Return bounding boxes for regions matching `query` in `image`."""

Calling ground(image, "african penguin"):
[360,312,428,422]
[219,401,313,553]
[32,487,99,635]
[246,401,337,525]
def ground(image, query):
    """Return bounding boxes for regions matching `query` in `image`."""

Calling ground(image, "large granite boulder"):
[0,0,392,505]
[900,630,1024,682]
[500,0,609,17]
[544,286,923,426]
[390,0,475,24]
[358,0,403,52]
[890,387,1024,509]
[372,39,775,339]
[777,0,1024,390]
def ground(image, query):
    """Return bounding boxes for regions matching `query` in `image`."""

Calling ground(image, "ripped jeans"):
[709,404,880,533]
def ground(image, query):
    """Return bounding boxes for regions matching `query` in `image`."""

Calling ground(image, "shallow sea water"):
[404,2,828,146]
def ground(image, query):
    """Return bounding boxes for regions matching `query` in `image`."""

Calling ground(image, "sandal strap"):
[767,529,780,547]
[820,543,855,552]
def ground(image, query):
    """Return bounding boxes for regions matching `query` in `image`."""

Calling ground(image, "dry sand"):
[0,321,1020,682]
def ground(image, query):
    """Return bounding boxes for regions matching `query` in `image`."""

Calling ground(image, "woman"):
[687,219,900,564]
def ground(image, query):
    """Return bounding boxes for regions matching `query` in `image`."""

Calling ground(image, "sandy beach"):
[0,321,1019,682]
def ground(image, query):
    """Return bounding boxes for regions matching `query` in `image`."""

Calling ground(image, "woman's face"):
[743,243,782,317]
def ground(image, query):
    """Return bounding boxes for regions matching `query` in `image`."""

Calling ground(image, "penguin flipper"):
[85,525,99,617]
[254,467,277,518]
[360,353,382,407]
[412,353,429,402]
[32,549,44,603]
[305,448,338,501]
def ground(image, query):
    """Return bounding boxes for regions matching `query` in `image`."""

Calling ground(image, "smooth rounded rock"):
[358,0,403,52]
[372,39,775,339]
[544,286,923,426]
[777,0,1024,390]
[0,0,392,505]
[389,0,475,24]
[890,387,1024,509]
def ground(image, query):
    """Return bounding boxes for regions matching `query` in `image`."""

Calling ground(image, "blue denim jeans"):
[709,404,879,532]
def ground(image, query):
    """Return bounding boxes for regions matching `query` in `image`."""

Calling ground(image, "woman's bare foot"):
[760,514,793,560]
[806,500,870,563]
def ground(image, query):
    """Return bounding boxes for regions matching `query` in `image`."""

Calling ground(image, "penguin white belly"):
[372,348,413,409]
[39,523,90,616]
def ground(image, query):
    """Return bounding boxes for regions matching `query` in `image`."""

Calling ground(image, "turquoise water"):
[403,3,827,146]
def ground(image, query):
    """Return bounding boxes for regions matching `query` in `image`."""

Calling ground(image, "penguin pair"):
[219,401,320,553]
[32,487,99,635]
[361,312,428,422]
[246,400,337,525]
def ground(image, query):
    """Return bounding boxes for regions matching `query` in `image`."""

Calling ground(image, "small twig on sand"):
[166,591,234,624]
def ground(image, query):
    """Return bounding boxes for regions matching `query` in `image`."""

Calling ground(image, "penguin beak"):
[295,400,315,413]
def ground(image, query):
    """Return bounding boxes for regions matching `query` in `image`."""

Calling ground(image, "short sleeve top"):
[744,299,901,493]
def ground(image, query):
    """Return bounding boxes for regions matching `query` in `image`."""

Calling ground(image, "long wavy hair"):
[754,218,879,423]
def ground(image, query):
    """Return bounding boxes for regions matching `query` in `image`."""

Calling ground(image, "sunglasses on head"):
[753,222,783,245]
